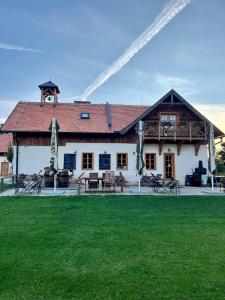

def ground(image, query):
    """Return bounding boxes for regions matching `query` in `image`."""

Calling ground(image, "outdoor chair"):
[151,175,180,195]
[218,178,225,192]
[21,173,43,194]
[88,172,99,191]
[58,169,69,188]
[103,171,116,192]
[70,172,85,195]
[17,174,26,188]
[141,175,155,187]
[116,172,126,192]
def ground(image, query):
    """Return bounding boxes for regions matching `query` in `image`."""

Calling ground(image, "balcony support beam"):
[177,141,184,156]
[158,141,165,156]
[194,142,202,156]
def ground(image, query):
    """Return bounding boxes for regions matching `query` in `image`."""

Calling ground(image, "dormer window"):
[81,112,89,119]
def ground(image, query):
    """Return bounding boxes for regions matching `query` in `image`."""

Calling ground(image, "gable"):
[121,89,224,137]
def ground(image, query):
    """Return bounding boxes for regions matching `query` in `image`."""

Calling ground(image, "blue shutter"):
[99,154,111,170]
[64,154,76,170]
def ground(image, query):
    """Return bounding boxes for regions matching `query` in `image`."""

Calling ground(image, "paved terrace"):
[0,186,224,197]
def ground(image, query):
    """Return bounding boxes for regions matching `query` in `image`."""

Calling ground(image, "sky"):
[0,0,225,132]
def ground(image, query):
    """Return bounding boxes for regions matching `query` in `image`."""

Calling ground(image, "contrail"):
[0,42,41,53]
[79,0,191,100]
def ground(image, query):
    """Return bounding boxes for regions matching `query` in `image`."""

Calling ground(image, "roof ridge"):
[15,101,150,107]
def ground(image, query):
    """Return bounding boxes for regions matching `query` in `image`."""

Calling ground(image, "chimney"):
[105,102,112,128]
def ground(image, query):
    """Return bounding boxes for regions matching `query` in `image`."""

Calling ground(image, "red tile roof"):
[2,102,149,133]
[0,134,13,153]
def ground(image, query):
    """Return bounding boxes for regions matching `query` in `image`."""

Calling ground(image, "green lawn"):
[0,196,225,300]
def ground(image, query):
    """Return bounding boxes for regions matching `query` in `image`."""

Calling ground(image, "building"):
[1,81,224,184]
[0,134,12,176]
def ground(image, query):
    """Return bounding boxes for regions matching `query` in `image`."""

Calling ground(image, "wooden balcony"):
[143,121,208,141]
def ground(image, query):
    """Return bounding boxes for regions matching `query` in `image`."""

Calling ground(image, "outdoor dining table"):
[82,176,104,192]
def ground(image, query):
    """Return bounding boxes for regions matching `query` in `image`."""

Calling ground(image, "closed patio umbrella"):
[49,118,60,192]
[136,120,145,192]
[208,122,216,191]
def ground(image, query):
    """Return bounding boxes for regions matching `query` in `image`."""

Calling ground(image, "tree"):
[217,142,225,162]
[216,142,225,174]
[7,144,14,163]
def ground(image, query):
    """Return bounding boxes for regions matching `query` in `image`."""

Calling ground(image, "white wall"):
[144,143,208,184]
[13,142,208,185]
[13,146,50,175]
[13,143,137,177]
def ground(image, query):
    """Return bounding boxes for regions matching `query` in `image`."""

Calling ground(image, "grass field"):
[0,195,225,300]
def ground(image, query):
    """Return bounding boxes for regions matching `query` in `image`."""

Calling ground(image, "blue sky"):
[0,0,225,130]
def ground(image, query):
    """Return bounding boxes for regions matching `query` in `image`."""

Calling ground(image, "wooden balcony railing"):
[143,121,208,141]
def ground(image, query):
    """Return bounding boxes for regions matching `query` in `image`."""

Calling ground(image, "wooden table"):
[82,177,104,192]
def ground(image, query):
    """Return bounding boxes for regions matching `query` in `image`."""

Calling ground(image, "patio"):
[0,183,224,197]
[1,169,224,197]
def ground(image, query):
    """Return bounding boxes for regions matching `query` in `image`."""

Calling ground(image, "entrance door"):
[164,154,175,179]
[1,162,9,176]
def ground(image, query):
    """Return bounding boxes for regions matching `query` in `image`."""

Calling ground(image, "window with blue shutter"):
[99,154,111,170]
[64,154,76,170]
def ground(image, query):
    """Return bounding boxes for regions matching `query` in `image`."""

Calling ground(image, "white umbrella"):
[49,118,59,192]
[136,120,145,192]
[208,122,216,192]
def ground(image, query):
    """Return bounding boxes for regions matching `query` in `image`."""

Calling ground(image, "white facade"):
[13,142,208,185]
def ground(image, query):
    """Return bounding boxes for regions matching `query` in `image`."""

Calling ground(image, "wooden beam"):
[171,93,174,105]
[194,142,202,156]
[177,141,184,156]
[158,141,165,156]
[160,103,185,105]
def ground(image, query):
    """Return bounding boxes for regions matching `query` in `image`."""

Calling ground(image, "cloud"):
[156,73,191,86]
[194,103,225,133]
[154,73,196,97]
[0,117,6,124]
[0,43,41,53]
[0,99,17,124]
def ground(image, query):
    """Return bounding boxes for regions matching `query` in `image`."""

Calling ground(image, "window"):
[64,154,76,170]
[145,153,156,170]
[82,153,93,170]
[81,112,89,119]
[161,114,177,122]
[116,153,128,170]
[161,113,177,136]
[99,154,111,170]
